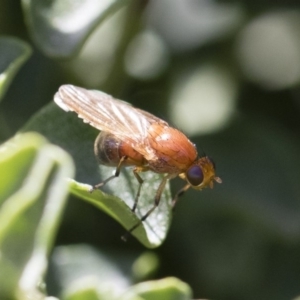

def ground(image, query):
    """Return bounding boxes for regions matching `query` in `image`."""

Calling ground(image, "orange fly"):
[54,85,222,240]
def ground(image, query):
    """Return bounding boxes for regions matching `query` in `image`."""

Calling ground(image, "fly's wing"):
[54,85,168,159]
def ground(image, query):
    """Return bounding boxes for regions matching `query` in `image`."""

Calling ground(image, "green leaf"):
[131,252,160,282]
[52,245,192,300]
[0,36,32,101]
[119,277,192,300]
[64,287,101,300]
[22,103,173,248]
[21,0,131,58]
[52,244,129,300]
[0,132,74,300]
[52,245,129,300]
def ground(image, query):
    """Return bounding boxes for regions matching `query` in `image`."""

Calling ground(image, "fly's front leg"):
[89,156,128,192]
[171,184,191,210]
[121,174,172,242]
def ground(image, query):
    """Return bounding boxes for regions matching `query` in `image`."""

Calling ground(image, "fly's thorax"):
[184,156,222,190]
[147,123,197,173]
[94,131,146,167]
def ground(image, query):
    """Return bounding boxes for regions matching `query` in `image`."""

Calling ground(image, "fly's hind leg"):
[121,174,172,242]
[131,166,150,212]
[132,169,144,212]
[89,156,128,193]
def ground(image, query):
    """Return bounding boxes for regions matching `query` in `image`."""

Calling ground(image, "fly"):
[54,85,222,240]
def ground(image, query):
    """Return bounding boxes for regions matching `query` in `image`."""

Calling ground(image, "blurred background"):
[1,0,300,299]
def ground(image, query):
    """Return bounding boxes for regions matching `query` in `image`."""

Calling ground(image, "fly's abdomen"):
[94,132,145,166]
[94,132,120,166]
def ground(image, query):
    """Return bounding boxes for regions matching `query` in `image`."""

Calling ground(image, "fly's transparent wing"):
[54,85,168,159]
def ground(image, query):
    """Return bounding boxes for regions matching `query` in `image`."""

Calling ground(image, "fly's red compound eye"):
[186,165,204,186]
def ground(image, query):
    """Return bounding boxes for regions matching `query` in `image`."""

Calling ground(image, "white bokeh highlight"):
[170,64,237,135]
[236,11,300,90]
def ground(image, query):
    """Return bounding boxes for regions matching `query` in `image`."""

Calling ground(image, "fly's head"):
[183,156,222,190]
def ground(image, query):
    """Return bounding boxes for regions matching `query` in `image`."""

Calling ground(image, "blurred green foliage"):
[1,0,300,299]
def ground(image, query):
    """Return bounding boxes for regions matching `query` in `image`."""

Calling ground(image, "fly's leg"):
[171,184,191,210]
[121,174,171,242]
[89,156,128,192]
[132,169,144,213]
